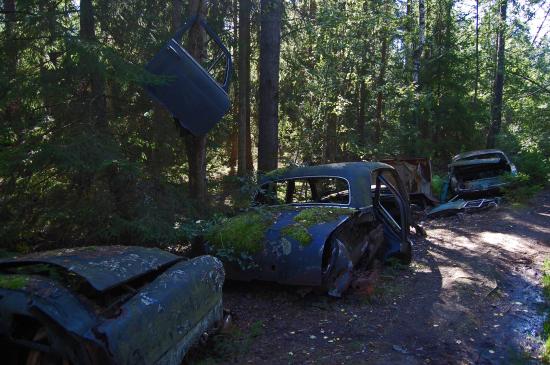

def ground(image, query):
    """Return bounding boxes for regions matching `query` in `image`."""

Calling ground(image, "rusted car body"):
[380,157,438,207]
[209,162,412,297]
[0,246,224,365]
[447,149,517,198]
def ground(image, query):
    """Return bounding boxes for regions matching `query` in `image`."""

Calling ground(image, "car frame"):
[0,246,224,365]
[206,162,412,297]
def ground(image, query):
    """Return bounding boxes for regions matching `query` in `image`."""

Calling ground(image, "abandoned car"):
[0,246,224,365]
[444,149,517,199]
[205,162,412,297]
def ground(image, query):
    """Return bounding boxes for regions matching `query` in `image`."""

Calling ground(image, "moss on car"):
[293,207,355,227]
[0,274,29,290]
[281,207,355,247]
[206,206,355,253]
[205,210,274,255]
[281,224,312,246]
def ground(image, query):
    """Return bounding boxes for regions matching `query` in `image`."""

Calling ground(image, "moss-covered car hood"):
[0,246,181,292]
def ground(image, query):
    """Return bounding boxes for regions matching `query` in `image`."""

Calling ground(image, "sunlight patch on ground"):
[477,231,534,255]
[411,261,432,273]
[428,228,480,251]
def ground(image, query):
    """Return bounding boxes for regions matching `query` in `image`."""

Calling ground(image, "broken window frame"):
[256,176,352,207]
[373,172,409,244]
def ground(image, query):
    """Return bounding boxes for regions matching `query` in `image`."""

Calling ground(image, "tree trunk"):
[357,80,366,147]
[228,130,238,175]
[324,112,337,163]
[227,0,239,175]
[258,0,283,174]
[412,0,425,86]
[302,0,317,165]
[3,0,17,122]
[184,0,208,204]
[172,0,183,32]
[487,0,507,148]
[374,35,389,144]
[474,0,480,104]
[238,0,252,176]
[80,0,107,129]
[405,0,412,76]
[4,0,16,83]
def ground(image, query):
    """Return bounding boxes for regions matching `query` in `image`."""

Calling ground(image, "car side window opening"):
[256,177,350,206]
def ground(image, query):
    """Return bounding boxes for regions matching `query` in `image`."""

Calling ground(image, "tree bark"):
[474,0,480,103]
[184,0,208,204]
[258,0,283,174]
[238,0,252,176]
[3,0,17,120]
[172,0,183,31]
[4,0,16,83]
[412,0,425,86]
[374,35,389,144]
[302,0,316,165]
[357,80,366,147]
[324,112,337,163]
[487,0,507,148]
[79,0,107,129]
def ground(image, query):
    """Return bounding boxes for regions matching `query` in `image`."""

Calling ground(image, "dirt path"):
[189,190,550,364]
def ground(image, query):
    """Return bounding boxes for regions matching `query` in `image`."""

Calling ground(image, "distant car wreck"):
[0,246,224,365]
[444,149,517,199]
[205,162,412,297]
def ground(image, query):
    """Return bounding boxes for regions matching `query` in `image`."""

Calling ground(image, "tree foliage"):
[1,0,548,250]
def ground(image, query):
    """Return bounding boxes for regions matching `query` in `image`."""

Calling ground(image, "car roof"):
[259,162,395,208]
[0,246,181,292]
[259,162,393,184]
[452,149,506,162]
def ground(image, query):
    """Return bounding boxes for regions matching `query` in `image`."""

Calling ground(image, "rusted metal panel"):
[380,157,438,205]
[0,246,181,292]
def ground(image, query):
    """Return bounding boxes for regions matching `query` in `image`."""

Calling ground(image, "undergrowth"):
[502,173,543,205]
[204,209,274,268]
[190,320,264,364]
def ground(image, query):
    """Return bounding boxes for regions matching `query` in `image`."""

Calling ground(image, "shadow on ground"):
[186,190,550,365]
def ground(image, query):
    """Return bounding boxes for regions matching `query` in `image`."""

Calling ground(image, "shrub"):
[431,174,445,198]
[502,172,543,204]
[514,151,550,187]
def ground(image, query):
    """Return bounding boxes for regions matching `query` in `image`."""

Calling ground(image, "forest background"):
[1,0,548,250]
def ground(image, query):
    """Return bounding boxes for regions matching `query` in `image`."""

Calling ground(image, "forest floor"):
[188,190,550,365]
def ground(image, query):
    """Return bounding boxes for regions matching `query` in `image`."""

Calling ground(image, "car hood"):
[0,246,181,292]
